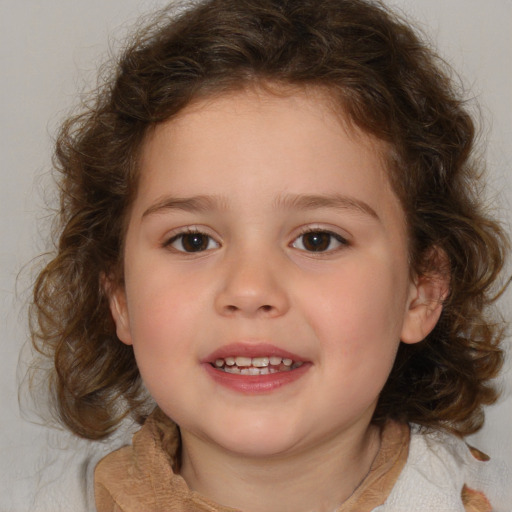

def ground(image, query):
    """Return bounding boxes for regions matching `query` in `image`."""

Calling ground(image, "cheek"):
[125,279,199,407]
[300,258,409,397]
[124,269,203,358]
[307,262,408,340]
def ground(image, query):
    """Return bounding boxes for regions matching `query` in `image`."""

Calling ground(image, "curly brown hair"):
[31,0,508,440]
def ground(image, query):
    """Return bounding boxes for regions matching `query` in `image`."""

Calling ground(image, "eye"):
[166,231,220,253]
[291,230,347,252]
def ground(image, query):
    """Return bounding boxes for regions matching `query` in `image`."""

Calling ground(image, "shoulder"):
[94,413,161,512]
[94,441,143,512]
[94,409,194,512]
[373,426,511,512]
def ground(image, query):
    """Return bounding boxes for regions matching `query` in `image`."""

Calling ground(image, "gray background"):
[1,1,510,510]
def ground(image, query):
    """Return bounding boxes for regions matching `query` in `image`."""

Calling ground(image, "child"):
[30,0,510,510]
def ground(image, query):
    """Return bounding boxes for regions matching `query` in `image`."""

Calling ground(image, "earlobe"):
[105,281,133,346]
[401,271,449,345]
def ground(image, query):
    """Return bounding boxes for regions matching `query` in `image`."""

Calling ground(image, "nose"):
[214,250,290,318]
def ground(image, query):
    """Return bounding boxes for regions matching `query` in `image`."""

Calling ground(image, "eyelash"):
[163,228,349,254]
[291,229,349,253]
[164,228,220,253]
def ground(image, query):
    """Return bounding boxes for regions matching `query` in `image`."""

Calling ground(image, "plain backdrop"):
[1,1,511,510]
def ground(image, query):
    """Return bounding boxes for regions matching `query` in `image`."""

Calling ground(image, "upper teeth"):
[214,356,295,368]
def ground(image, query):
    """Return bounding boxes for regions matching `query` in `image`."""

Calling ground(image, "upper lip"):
[202,342,306,364]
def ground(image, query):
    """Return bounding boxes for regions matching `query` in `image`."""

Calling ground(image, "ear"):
[102,275,133,346]
[401,250,450,345]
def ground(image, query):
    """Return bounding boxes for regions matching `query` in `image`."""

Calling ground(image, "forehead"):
[130,87,407,235]
[138,87,392,193]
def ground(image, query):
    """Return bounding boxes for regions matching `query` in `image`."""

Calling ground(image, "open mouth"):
[211,356,304,375]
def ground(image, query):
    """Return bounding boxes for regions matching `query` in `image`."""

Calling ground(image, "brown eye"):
[292,231,347,252]
[168,232,219,252]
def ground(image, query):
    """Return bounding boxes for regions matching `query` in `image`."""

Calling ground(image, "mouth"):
[211,356,305,375]
[203,343,310,392]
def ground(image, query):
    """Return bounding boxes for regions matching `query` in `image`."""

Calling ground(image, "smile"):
[203,343,310,392]
[212,356,304,375]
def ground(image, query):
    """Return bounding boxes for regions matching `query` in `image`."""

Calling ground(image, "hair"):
[31,0,509,440]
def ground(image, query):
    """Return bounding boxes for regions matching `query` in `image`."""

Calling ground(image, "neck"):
[179,422,381,512]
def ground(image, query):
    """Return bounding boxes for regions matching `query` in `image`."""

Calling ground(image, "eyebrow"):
[142,193,379,220]
[273,193,380,220]
[142,194,226,218]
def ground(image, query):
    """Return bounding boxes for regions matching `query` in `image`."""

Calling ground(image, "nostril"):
[260,305,272,312]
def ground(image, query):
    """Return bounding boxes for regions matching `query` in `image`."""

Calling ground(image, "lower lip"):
[203,363,311,394]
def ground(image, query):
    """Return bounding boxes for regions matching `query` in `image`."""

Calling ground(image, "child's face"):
[110,88,436,459]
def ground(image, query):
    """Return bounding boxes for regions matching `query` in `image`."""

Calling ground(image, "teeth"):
[212,355,304,374]
[235,356,252,366]
[252,357,269,367]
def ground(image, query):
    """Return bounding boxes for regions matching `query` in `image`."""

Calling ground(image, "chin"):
[207,418,307,459]
[222,436,299,459]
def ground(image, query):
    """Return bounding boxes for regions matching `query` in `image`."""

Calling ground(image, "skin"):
[109,87,445,512]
